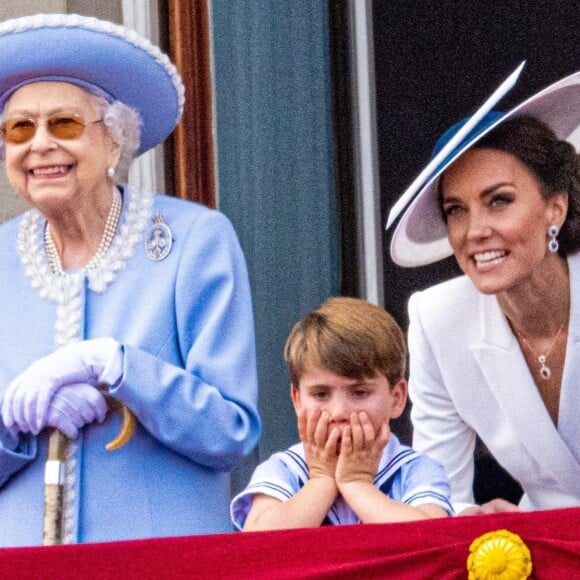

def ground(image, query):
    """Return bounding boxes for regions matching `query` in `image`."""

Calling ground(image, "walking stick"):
[43,430,69,546]
[42,401,136,545]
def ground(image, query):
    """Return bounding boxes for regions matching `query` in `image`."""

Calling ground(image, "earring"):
[107,166,115,179]
[548,224,559,253]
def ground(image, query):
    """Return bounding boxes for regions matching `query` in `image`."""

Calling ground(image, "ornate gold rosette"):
[467,529,532,580]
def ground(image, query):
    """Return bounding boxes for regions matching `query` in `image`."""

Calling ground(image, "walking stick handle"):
[42,400,135,545]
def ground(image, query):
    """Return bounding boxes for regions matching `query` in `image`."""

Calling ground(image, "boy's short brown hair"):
[284,297,407,387]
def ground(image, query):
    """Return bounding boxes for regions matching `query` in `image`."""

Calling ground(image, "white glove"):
[1,338,123,435]
[46,382,108,439]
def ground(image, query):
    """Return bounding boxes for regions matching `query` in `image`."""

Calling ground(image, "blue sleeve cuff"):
[0,426,36,487]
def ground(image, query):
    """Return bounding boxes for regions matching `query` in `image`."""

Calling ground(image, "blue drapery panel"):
[212,1,340,491]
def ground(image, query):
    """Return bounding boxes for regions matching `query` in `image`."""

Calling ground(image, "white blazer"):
[408,253,580,513]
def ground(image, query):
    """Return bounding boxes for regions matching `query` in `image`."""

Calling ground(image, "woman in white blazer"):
[388,67,580,514]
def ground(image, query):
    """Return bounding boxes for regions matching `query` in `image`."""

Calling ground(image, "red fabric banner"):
[2,507,580,579]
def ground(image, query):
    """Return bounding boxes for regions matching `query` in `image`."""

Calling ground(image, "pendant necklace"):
[511,320,566,380]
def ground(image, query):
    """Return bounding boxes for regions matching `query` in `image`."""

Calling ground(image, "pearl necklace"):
[511,320,566,380]
[44,188,122,275]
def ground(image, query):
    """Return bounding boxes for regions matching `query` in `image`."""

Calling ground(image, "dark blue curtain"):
[212,0,340,493]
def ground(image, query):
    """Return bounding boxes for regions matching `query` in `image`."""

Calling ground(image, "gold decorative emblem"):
[467,529,532,580]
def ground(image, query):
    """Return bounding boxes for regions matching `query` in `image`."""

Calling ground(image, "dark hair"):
[470,115,580,255]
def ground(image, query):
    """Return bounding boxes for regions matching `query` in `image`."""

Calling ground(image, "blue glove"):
[46,383,108,439]
[1,338,122,435]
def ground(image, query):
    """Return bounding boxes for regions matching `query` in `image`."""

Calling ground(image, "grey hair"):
[90,93,142,183]
[0,89,142,183]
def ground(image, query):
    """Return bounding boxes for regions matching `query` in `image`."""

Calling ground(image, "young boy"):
[231,297,452,530]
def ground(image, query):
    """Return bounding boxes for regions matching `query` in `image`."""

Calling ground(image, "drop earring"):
[107,166,115,180]
[548,224,559,253]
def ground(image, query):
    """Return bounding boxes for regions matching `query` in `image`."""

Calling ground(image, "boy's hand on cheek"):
[335,412,390,488]
[297,408,339,480]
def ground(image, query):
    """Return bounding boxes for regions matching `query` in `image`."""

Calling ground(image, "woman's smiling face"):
[2,81,119,215]
[440,148,567,295]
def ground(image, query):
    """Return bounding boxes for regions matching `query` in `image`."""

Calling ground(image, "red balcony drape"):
[2,507,579,579]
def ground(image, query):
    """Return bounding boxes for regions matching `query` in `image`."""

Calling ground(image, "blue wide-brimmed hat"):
[388,63,580,267]
[0,13,185,156]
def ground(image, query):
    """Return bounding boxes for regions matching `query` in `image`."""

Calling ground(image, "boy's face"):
[290,368,407,436]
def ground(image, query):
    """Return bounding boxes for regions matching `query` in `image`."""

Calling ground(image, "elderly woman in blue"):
[0,14,260,546]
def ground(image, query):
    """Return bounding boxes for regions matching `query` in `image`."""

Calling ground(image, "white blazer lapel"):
[556,255,580,469]
[470,291,580,487]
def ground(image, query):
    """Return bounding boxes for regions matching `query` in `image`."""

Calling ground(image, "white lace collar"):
[16,185,153,346]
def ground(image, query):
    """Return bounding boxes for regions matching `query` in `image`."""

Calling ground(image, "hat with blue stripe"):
[388,63,580,267]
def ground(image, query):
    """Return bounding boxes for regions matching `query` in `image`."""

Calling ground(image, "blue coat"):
[0,190,261,546]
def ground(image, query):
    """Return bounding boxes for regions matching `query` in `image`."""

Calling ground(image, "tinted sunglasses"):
[0,113,103,144]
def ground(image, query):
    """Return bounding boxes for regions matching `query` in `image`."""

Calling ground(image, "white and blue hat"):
[388,63,580,267]
[0,13,185,156]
